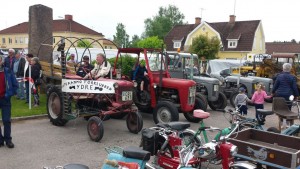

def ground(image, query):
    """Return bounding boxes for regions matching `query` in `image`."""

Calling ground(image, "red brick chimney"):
[229,15,236,24]
[195,17,201,24]
[65,14,73,20]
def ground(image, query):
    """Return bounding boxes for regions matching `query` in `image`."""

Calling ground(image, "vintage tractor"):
[167,52,227,110]
[38,37,143,142]
[112,48,206,123]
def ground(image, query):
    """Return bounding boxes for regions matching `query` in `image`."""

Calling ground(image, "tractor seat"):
[256,109,274,116]
[193,109,210,119]
[123,146,151,161]
[157,122,190,131]
[63,164,89,169]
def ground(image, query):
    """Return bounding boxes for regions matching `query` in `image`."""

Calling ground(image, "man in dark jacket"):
[133,62,148,91]
[0,56,18,148]
[272,63,299,101]
[76,55,94,78]
[4,48,16,72]
[13,51,26,100]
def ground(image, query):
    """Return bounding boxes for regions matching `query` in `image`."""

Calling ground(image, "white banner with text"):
[61,79,115,94]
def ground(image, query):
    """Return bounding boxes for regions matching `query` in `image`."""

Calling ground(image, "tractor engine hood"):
[153,77,196,89]
[193,76,220,85]
[247,76,273,83]
[225,76,255,83]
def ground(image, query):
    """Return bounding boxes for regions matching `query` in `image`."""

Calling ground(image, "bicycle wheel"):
[180,130,202,146]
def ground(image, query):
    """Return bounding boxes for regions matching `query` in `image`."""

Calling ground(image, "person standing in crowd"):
[234,87,251,116]
[272,63,299,104]
[24,54,34,104]
[0,56,18,148]
[84,53,111,79]
[30,57,42,107]
[13,51,26,100]
[4,48,16,71]
[251,83,272,124]
[67,54,77,64]
[76,55,94,78]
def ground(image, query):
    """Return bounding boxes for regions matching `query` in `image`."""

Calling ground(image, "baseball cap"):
[239,87,245,92]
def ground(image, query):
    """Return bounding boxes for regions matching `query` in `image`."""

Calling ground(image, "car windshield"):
[148,52,166,71]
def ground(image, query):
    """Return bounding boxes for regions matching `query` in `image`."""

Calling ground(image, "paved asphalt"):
[0,102,298,169]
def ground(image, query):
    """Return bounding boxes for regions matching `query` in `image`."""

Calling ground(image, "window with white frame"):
[173,41,181,49]
[228,40,238,48]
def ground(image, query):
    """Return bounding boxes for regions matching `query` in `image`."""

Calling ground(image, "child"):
[251,83,272,124]
[234,87,251,116]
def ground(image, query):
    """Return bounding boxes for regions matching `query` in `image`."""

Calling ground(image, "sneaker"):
[6,141,14,148]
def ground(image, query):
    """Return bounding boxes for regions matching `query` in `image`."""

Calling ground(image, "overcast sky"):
[1,0,299,42]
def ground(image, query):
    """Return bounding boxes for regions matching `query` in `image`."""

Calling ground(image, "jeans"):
[25,81,29,103]
[254,104,264,122]
[17,80,25,99]
[0,97,12,143]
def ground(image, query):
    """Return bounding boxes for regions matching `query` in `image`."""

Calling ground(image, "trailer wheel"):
[196,93,208,111]
[87,116,104,142]
[153,101,179,124]
[126,111,143,134]
[230,91,239,107]
[47,86,68,126]
[208,92,227,110]
[184,97,206,123]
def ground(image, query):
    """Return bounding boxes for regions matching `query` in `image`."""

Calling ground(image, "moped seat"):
[157,122,191,131]
[123,146,151,161]
[193,109,210,119]
[63,164,89,169]
[257,109,274,116]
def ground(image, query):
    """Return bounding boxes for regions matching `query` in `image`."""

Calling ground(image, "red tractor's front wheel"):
[153,101,179,124]
[126,111,143,134]
[87,116,104,142]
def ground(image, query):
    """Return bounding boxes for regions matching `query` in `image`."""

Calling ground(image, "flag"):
[24,77,37,94]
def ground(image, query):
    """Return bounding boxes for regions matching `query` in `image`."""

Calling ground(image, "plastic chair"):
[272,97,298,131]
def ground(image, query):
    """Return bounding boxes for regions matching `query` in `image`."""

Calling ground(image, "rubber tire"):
[184,97,206,123]
[267,127,280,133]
[153,101,179,124]
[126,111,143,134]
[133,90,152,113]
[196,93,208,111]
[46,85,68,126]
[208,92,228,110]
[230,91,239,108]
[181,130,201,145]
[87,116,104,142]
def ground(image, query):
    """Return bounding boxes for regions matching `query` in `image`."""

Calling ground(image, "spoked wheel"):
[126,111,143,134]
[87,116,104,142]
[153,101,179,124]
[208,92,228,110]
[180,130,201,146]
[47,85,68,126]
[184,97,206,123]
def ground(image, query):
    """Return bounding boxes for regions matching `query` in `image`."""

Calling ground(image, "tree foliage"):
[107,55,137,77]
[137,36,164,49]
[144,5,185,39]
[189,35,221,60]
[129,35,141,48]
[77,39,93,48]
[113,23,130,48]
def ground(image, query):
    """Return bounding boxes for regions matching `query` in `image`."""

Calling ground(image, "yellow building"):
[0,15,117,50]
[165,15,265,60]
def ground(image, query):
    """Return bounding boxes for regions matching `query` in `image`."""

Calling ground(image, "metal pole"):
[29,64,31,109]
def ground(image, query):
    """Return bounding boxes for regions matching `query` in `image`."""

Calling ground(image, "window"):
[15,37,18,44]
[25,37,28,44]
[20,37,24,44]
[173,41,181,48]
[105,46,107,49]
[228,40,237,48]
[9,38,12,44]
[53,38,56,44]
[2,38,5,44]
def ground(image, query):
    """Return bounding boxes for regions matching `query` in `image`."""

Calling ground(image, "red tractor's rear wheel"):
[87,116,104,142]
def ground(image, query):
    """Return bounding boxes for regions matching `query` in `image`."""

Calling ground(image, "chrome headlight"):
[189,86,196,97]
[153,83,157,88]
[230,145,238,156]
[113,83,119,89]
[133,81,138,87]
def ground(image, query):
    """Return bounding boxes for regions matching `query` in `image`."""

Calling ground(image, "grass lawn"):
[11,94,47,118]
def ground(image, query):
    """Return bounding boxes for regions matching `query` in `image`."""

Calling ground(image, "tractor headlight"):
[113,83,119,89]
[153,83,157,88]
[230,145,238,156]
[213,84,219,91]
[133,81,138,87]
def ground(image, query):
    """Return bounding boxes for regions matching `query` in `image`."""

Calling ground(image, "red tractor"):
[112,48,207,124]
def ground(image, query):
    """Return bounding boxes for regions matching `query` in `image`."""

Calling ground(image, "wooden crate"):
[228,129,300,168]
[40,61,76,80]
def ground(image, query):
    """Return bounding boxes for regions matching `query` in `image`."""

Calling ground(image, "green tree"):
[189,35,221,60]
[77,39,93,48]
[129,35,141,48]
[144,5,185,39]
[113,23,130,47]
[137,36,164,49]
[107,55,137,77]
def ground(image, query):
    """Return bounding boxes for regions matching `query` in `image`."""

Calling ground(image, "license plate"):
[122,91,132,101]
